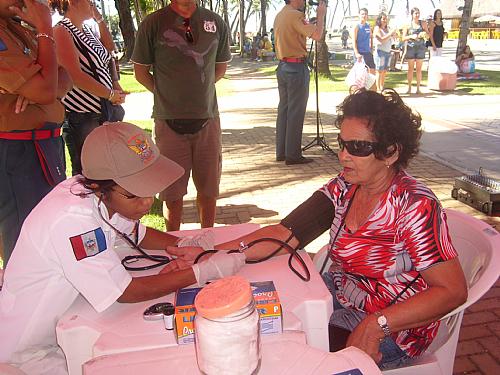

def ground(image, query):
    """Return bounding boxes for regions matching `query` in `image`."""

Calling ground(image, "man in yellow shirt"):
[273,0,327,165]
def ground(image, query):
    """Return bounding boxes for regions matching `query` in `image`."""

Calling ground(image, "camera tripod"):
[302,40,336,156]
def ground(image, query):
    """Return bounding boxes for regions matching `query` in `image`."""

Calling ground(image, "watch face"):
[378,315,387,325]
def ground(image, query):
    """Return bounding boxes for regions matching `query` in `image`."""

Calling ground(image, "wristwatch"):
[374,311,391,337]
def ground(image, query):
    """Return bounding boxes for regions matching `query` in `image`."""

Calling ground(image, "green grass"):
[118,67,148,93]
[119,61,500,96]
[141,198,166,231]
[258,63,500,95]
[453,70,500,95]
[119,66,235,97]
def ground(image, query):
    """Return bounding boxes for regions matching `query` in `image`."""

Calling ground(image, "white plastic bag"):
[345,59,375,90]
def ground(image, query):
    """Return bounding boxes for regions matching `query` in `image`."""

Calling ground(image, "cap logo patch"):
[128,134,154,163]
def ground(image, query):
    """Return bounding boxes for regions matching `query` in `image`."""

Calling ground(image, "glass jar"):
[194,276,261,375]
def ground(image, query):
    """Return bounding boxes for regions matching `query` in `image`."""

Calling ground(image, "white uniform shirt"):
[0,177,144,364]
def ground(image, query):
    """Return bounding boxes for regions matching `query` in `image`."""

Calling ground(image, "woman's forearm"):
[69,69,113,98]
[376,259,467,333]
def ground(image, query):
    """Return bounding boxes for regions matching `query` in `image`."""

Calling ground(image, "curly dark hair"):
[334,89,422,170]
[48,0,70,15]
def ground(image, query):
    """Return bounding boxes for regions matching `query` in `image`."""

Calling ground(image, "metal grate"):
[451,169,500,216]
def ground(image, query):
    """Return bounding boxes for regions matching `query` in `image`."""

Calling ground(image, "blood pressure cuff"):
[280,191,335,248]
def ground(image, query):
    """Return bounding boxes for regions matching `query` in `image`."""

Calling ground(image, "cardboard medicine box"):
[174,280,282,345]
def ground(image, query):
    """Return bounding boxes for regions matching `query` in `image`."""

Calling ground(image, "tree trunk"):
[132,0,142,25]
[221,0,232,44]
[328,1,339,30]
[239,0,245,55]
[457,0,473,59]
[317,28,331,78]
[231,12,239,46]
[243,0,253,29]
[114,0,136,61]
[389,0,395,14]
[260,0,267,35]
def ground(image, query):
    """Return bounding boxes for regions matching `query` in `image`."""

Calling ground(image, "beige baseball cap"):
[81,122,184,197]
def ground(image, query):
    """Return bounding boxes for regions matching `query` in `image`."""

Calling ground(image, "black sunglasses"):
[337,134,378,157]
[183,18,194,44]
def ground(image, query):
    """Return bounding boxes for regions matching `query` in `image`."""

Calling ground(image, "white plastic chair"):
[313,209,500,375]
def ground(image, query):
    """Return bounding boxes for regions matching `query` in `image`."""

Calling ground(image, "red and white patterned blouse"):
[320,170,458,357]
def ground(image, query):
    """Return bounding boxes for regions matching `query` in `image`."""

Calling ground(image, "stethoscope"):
[97,197,171,271]
[97,197,311,281]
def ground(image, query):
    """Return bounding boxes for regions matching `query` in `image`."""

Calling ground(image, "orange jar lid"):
[195,276,252,319]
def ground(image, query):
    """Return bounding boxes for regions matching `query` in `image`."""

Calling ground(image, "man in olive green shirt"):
[132,0,231,231]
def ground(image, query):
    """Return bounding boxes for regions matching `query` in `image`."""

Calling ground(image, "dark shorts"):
[359,52,375,69]
[153,118,222,202]
[405,44,427,60]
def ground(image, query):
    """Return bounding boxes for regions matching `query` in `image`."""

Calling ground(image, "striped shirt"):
[58,18,112,113]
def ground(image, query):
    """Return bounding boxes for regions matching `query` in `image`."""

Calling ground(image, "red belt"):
[0,126,62,186]
[281,57,306,63]
[0,127,61,140]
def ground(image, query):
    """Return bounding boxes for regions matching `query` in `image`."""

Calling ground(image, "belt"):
[0,127,62,141]
[281,57,306,63]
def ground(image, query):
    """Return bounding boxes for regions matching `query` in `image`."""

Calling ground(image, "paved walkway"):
[123,56,499,374]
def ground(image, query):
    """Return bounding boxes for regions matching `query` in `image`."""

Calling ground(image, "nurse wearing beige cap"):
[0,122,246,373]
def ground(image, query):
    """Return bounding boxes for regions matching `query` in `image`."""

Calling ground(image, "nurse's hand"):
[166,245,205,266]
[159,258,192,273]
[191,252,246,286]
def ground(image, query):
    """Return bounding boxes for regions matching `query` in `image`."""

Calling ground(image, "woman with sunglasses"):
[49,0,127,176]
[169,89,467,370]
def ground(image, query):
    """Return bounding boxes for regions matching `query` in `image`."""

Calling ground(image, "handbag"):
[345,59,376,91]
[100,97,125,123]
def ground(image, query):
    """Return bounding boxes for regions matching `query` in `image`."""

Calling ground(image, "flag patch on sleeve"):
[70,228,107,261]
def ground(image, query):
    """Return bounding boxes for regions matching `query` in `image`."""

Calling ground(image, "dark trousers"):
[0,124,65,264]
[276,61,310,162]
[63,111,101,176]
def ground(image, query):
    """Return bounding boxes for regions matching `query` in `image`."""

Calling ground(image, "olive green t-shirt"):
[131,6,231,119]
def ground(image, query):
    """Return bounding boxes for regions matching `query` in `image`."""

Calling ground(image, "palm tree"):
[114,0,136,61]
[456,0,473,59]
[239,0,245,55]
[316,19,331,78]
[260,0,267,35]
[221,0,233,44]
